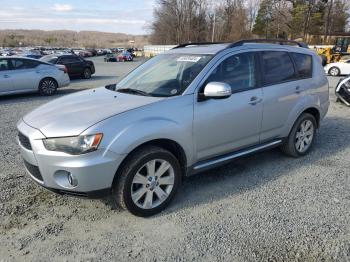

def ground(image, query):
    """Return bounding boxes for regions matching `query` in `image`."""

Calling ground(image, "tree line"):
[0,30,149,48]
[150,0,350,44]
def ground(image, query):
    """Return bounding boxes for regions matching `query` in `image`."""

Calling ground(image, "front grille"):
[18,132,32,150]
[23,159,43,182]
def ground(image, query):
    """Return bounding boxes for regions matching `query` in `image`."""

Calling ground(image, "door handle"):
[249,96,262,105]
[295,86,301,94]
[4,74,10,78]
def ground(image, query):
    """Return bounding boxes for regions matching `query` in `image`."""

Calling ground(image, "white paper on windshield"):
[177,56,202,63]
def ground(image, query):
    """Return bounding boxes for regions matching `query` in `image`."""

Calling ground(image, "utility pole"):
[211,10,216,42]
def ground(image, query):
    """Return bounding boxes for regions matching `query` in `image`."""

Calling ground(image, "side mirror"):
[200,82,232,100]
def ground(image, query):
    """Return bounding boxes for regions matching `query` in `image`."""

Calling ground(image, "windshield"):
[116,53,212,97]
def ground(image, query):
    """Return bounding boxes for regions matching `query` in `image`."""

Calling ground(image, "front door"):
[194,51,263,161]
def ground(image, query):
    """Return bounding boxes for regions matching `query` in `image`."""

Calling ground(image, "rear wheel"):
[38,78,57,96]
[82,68,91,79]
[113,146,181,217]
[329,67,340,76]
[281,113,316,157]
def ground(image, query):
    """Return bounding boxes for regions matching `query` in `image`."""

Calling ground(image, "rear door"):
[8,59,40,91]
[259,51,301,141]
[0,58,13,93]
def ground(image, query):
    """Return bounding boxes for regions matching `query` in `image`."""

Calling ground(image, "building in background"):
[143,45,176,57]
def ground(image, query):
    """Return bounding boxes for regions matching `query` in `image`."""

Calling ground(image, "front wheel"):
[113,146,182,217]
[281,113,316,157]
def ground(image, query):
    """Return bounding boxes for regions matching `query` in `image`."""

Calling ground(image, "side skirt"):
[187,139,283,176]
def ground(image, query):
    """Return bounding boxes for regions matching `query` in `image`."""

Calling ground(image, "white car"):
[0,57,70,96]
[324,59,350,76]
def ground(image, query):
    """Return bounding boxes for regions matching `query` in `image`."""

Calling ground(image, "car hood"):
[23,87,163,137]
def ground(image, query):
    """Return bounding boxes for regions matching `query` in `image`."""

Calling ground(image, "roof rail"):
[227,39,309,49]
[173,42,225,49]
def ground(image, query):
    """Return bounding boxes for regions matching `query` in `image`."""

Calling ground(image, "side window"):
[206,52,257,93]
[262,51,296,85]
[59,57,72,64]
[70,56,82,63]
[24,60,40,69]
[11,59,25,70]
[0,59,11,71]
[291,53,312,78]
[11,59,40,70]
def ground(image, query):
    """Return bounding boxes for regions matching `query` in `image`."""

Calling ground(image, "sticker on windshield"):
[177,56,202,63]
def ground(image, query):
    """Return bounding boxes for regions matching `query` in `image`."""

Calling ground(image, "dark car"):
[335,75,350,106]
[40,54,95,79]
[104,53,117,62]
[86,49,98,57]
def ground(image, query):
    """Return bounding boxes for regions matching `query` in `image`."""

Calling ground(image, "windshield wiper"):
[117,88,150,96]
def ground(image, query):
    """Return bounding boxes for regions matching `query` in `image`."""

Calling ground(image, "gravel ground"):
[0,57,349,261]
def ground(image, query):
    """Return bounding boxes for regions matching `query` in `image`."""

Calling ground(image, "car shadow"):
[152,116,350,217]
[0,87,89,105]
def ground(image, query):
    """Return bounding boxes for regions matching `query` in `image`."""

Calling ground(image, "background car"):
[324,59,350,76]
[117,51,133,62]
[104,53,117,62]
[0,57,69,96]
[40,54,95,79]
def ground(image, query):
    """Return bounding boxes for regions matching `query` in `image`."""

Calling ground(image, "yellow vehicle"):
[317,37,350,65]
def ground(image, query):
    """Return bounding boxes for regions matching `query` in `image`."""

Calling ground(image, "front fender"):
[83,95,195,167]
[106,117,192,163]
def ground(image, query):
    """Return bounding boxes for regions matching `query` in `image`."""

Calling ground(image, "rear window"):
[41,56,58,64]
[262,51,296,85]
[291,53,312,78]
[11,59,40,69]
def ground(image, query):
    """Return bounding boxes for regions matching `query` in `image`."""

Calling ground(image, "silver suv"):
[17,40,329,217]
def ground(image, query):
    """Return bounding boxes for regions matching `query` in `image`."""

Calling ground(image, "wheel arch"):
[38,76,58,90]
[302,107,320,128]
[112,138,188,187]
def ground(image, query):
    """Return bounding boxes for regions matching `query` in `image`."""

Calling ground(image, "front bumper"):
[17,119,124,197]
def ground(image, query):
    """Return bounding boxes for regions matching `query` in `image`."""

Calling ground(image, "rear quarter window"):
[291,53,313,78]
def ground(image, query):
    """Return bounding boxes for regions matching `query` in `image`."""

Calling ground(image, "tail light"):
[58,65,68,74]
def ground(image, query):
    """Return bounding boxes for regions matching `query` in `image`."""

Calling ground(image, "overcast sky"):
[0,0,157,34]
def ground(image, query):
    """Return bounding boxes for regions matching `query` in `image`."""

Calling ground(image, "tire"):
[113,146,182,217]
[82,68,91,79]
[280,113,317,157]
[329,67,340,76]
[38,78,57,96]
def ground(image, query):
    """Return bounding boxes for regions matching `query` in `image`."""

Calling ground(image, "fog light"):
[68,173,78,187]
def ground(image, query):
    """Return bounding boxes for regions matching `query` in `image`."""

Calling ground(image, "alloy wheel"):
[329,67,339,76]
[41,79,56,95]
[295,119,314,153]
[130,159,175,209]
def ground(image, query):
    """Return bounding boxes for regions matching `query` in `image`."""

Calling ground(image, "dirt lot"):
[0,57,349,261]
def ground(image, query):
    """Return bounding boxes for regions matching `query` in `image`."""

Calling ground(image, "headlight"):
[43,133,103,155]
